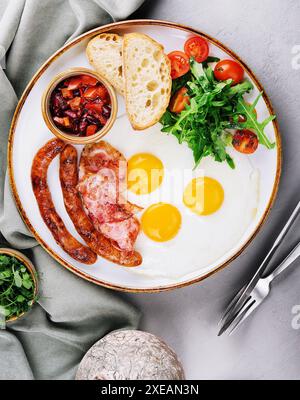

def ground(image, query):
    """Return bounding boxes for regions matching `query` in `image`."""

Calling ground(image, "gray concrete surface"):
[124,0,300,380]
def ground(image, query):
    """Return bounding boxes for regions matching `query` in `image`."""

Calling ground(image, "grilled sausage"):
[31,139,97,264]
[60,144,142,267]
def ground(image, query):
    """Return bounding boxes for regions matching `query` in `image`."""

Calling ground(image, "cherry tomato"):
[169,87,190,113]
[232,130,258,154]
[184,36,209,63]
[214,59,244,85]
[86,125,98,136]
[168,51,190,79]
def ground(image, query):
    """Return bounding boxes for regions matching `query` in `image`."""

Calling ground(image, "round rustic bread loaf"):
[76,330,185,380]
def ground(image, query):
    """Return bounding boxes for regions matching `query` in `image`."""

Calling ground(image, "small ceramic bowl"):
[41,67,118,144]
[0,248,38,323]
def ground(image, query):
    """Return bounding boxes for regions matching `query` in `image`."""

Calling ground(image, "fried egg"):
[141,203,182,242]
[127,153,164,195]
[183,177,225,216]
[105,115,259,281]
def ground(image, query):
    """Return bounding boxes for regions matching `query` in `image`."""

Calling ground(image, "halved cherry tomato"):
[68,96,81,110]
[168,51,190,79]
[214,59,244,85]
[85,102,103,113]
[232,129,258,154]
[169,87,190,113]
[86,125,98,136]
[184,36,209,63]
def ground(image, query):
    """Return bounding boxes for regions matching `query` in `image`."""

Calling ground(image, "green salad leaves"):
[160,59,276,168]
[0,254,36,321]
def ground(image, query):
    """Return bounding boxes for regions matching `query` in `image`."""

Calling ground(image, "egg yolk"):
[141,203,181,242]
[127,153,164,195]
[183,177,224,216]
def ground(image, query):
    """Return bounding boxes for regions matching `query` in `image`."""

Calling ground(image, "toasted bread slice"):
[86,33,125,95]
[123,33,172,130]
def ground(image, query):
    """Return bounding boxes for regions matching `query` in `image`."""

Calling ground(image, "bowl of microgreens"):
[0,248,38,323]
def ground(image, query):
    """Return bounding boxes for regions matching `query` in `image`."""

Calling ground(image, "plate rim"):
[7,19,282,293]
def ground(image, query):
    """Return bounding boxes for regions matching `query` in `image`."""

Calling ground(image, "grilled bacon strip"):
[60,144,142,267]
[31,138,97,265]
[78,141,142,253]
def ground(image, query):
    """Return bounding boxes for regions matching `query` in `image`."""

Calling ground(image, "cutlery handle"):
[268,241,300,281]
[272,201,300,247]
[243,200,300,295]
[257,200,300,274]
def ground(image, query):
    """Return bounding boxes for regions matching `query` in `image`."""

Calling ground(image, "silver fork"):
[218,241,300,335]
[218,200,300,336]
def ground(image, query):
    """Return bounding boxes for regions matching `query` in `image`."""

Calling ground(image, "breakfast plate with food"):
[8,20,281,292]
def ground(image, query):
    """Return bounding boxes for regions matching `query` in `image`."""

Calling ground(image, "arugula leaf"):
[228,80,253,96]
[190,58,205,79]
[171,72,192,95]
[202,56,220,68]
[235,94,276,149]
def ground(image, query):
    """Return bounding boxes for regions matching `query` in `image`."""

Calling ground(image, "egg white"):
[105,115,259,279]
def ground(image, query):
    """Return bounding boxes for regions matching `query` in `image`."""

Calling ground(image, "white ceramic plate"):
[8,20,281,292]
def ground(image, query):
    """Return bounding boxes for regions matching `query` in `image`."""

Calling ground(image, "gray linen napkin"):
[0,0,144,380]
